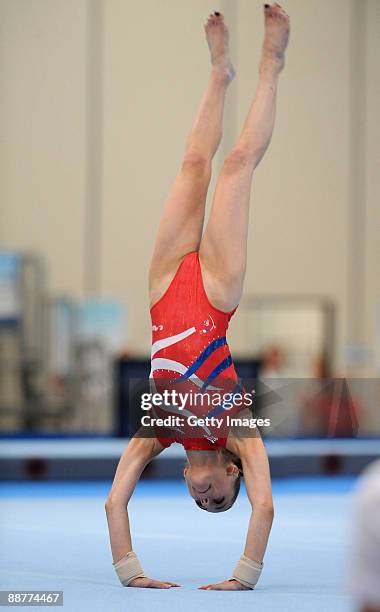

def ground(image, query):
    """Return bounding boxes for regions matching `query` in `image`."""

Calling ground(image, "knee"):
[182,150,211,177]
[222,146,253,175]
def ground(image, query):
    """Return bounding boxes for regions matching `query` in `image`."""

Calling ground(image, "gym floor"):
[1,477,354,612]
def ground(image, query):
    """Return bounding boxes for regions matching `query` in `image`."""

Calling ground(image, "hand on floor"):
[199,579,251,591]
[128,576,180,588]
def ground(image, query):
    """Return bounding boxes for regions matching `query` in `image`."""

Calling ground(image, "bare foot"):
[204,12,235,82]
[260,3,290,75]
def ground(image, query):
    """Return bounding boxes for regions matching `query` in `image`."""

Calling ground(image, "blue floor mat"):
[0,478,354,612]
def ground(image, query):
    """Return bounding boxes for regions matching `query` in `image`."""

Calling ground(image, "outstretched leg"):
[149,12,235,307]
[200,3,290,312]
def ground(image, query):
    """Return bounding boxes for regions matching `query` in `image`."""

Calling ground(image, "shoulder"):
[225,407,263,456]
[128,431,166,462]
[225,430,266,464]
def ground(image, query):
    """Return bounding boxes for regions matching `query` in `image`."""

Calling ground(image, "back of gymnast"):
[105,3,290,591]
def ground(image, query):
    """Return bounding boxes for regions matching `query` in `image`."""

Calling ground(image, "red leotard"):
[150,251,243,451]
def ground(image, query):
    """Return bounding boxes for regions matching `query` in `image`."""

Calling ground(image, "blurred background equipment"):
[0,250,126,436]
[0,251,48,432]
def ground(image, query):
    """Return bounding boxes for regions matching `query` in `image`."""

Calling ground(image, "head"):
[183,448,242,513]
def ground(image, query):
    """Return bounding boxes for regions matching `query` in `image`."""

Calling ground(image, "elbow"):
[255,498,274,519]
[105,495,127,513]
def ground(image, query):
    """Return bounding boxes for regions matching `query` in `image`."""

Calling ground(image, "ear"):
[183,466,189,477]
[226,463,239,477]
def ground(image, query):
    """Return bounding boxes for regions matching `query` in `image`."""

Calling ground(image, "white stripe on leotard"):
[151,327,196,358]
[150,358,221,390]
[151,358,187,375]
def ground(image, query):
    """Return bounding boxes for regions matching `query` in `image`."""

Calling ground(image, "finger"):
[204,584,217,590]
[167,582,181,587]
[199,584,212,590]
[207,585,220,590]
[150,581,171,589]
[209,582,227,590]
[129,578,149,588]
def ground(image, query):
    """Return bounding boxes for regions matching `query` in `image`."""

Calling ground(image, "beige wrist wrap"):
[113,551,146,586]
[230,554,264,589]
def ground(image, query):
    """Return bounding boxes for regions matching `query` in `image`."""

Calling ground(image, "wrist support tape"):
[230,554,263,589]
[113,551,146,586]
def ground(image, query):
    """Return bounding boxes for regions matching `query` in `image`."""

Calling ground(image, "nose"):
[191,474,210,491]
[194,485,210,494]
[200,497,209,507]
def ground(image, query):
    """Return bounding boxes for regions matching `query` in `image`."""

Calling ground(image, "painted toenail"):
[264,4,270,8]
[214,11,220,16]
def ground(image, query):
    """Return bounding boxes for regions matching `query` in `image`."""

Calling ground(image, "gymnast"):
[105,3,290,590]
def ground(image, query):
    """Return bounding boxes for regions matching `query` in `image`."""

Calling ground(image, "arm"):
[105,434,179,588]
[200,424,273,591]
[239,434,274,562]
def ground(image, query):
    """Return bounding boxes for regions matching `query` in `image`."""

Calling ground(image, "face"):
[183,462,239,513]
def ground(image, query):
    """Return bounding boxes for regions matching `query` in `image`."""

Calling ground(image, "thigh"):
[149,155,211,306]
[199,154,254,311]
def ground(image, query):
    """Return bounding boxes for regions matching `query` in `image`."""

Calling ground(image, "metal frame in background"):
[240,294,336,377]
